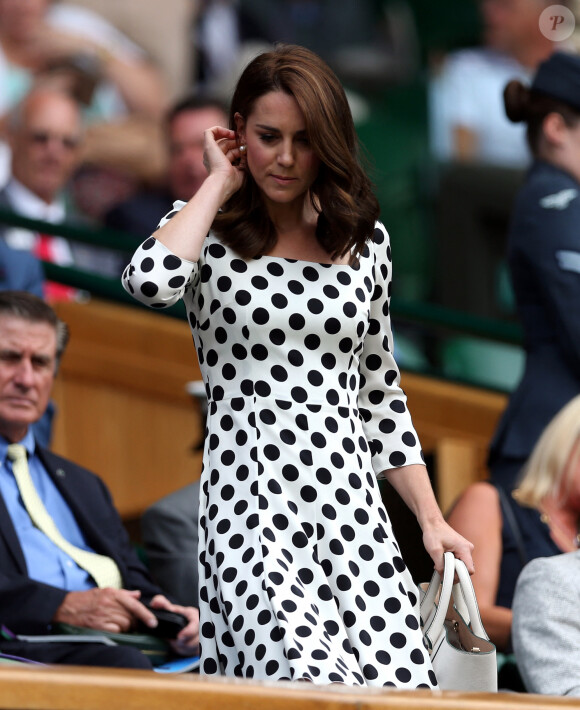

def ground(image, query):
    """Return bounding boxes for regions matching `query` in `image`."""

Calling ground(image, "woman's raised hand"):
[203,126,246,202]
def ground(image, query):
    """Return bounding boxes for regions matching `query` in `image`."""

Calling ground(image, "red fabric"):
[34,233,77,302]
[33,234,56,262]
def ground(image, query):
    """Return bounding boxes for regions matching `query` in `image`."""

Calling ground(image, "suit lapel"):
[36,448,116,562]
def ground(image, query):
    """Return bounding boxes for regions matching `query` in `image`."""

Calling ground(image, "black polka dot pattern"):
[123,206,433,689]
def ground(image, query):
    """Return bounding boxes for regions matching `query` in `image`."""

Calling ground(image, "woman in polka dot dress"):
[123,44,474,687]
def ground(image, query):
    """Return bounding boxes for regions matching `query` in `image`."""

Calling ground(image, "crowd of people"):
[2,0,580,699]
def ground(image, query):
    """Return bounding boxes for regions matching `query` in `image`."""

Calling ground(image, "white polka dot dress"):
[123,204,437,689]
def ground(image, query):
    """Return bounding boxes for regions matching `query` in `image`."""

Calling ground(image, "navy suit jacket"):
[0,446,163,635]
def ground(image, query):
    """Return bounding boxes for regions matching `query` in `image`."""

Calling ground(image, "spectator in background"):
[0,290,199,669]
[430,0,568,167]
[0,87,124,287]
[0,243,51,448]
[0,0,170,223]
[512,549,580,697]
[0,0,167,127]
[507,396,580,696]
[430,0,576,318]
[0,240,44,298]
[489,51,580,488]
[446,394,580,656]
[104,96,228,239]
[141,480,201,609]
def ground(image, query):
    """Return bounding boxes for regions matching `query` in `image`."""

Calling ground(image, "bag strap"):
[419,567,441,626]
[424,552,490,649]
[453,555,490,641]
[496,485,528,569]
[423,552,455,649]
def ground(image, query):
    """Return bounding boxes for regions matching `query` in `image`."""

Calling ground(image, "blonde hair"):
[514,395,580,508]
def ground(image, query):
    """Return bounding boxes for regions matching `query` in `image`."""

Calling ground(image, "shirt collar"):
[0,429,36,462]
[6,178,66,223]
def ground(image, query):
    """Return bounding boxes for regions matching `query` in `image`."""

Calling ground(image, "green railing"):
[0,208,524,389]
[0,208,186,319]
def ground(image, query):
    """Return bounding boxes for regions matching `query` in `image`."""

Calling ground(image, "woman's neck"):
[265,198,348,265]
[265,193,313,234]
[541,497,580,551]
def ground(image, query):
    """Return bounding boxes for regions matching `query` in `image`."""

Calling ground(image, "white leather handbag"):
[420,551,497,692]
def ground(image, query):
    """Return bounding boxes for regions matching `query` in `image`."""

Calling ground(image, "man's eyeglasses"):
[27,131,80,151]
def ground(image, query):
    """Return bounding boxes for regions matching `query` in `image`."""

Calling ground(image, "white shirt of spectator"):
[3,178,73,266]
[429,48,532,168]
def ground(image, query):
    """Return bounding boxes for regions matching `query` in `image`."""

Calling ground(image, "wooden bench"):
[49,298,508,520]
[0,665,578,710]
[402,372,507,513]
[51,298,204,520]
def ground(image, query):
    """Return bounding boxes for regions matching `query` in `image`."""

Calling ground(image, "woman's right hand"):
[203,126,246,202]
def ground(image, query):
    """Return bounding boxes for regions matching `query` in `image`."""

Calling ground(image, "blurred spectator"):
[60,0,197,102]
[195,0,241,94]
[488,51,580,487]
[430,0,569,167]
[0,241,44,298]
[194,0,419,99]
[104,95,228,238]
[512,549,580,696]
[0,0,167,127]
[0,0,171,223]
[1,87,123,288]
[446,393,580,655]
[141,480,201,608]
[430,0,576,318]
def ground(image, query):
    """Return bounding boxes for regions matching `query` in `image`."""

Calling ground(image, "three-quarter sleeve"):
[122,202,198,309]
[357,223,424,477]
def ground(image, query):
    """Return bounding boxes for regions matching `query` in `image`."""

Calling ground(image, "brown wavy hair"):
[212,44,380,261]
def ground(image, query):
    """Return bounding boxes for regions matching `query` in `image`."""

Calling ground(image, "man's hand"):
[53,588,159,633]
[149,595,200,656]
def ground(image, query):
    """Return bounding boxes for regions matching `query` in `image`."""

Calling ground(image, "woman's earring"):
[239,144,247,154]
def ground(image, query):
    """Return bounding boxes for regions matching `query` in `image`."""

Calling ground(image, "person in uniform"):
[489,51,580,490]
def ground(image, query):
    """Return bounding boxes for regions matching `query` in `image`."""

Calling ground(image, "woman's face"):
[235,91,320,213]
[559,442,580,511]
[563,121,580,183]
[542,116,580,185]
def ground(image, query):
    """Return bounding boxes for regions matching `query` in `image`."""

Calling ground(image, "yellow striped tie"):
[7,444,122,589]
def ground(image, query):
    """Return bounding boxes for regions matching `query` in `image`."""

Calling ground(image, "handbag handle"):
[421,551,455,645]
[453,554,489,640]
[423,552,489,649]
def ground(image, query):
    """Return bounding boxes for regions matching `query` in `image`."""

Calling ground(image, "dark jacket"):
[0,447,163,634]
[490,161,580,470]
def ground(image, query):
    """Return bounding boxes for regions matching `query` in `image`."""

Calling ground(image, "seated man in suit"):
[141,480,200,608]
[0,290,199,669]
[0,242,51,446]
[512,551,580,696]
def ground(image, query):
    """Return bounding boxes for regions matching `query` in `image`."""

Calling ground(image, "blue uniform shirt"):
[0,432,96,591]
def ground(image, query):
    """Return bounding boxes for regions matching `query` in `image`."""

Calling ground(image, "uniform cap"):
[532,51,580,112]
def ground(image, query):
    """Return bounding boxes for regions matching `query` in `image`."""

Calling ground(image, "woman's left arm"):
[383,463,474,574]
